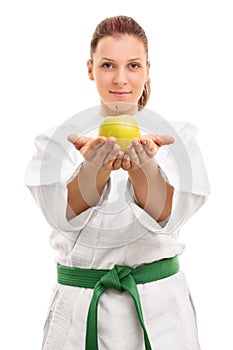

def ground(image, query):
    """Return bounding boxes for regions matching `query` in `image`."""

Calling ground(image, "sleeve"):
[126,121,211,233]
[24,125,110,231]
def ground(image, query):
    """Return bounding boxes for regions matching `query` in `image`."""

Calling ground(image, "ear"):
[146,61,150,82]
[87,59,94,81]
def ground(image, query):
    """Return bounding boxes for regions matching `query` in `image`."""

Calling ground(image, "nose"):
[113,68,128,86]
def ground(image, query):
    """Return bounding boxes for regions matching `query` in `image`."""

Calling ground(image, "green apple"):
[98,115,141,152]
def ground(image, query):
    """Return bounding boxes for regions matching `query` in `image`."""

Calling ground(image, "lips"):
[110,91,132,98]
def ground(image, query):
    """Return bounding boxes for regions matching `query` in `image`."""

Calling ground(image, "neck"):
[99,102,138,116]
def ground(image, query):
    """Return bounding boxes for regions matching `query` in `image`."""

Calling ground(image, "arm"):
[66,136,123,220]
[122,136,174,222]
[66,165,111,219]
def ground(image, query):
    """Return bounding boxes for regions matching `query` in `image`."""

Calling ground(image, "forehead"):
[94,34,147,60]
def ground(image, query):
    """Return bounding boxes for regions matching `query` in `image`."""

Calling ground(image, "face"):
[87,35,150,111]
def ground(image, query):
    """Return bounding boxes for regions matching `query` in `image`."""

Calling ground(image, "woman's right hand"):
[66,135,123,217]
[67,134,124,171]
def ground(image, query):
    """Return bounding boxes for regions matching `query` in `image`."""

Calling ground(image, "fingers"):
[131,138,156,164]
[67,134,79,144]
[126,142,140,164]
[157,135,175,145]
[67,134,92,150]
[138,137,158,157]
[84,136,107,152]
[81,136,107,160]
[85,137,122,170]
[102,142,121,170]
[67,134,107,159]
[121,138,152,170]
[69,135,120,170]
[121,137,158,171]
[112,151,124,170]
[143,134,175,146]
[67,134,106,149]
[94,137,116,160]
[121,154,132,171]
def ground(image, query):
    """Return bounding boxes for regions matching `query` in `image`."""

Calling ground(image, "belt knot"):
[100,265,132,292]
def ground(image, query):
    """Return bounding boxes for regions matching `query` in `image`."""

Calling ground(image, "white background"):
[1,0,232,349]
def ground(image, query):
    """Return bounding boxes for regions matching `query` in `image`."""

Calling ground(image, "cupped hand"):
[121,134,174,171]
[67,134,124,171]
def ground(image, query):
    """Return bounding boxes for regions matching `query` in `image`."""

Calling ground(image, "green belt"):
[57,255,179,350]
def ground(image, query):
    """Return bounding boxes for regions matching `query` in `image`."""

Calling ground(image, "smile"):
[110,91,132,98]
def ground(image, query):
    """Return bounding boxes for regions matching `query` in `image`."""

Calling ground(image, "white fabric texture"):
[25,120,210,350]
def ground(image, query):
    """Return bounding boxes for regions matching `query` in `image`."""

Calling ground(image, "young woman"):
[25,16,210,350]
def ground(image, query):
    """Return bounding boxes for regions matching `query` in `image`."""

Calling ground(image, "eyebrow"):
[100,57,142,62]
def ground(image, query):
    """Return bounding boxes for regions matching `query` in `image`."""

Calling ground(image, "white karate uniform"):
[25,116,210,350]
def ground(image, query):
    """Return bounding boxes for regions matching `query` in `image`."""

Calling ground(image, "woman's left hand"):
[121,134,174,171]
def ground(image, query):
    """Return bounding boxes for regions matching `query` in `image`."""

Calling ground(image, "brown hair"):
[90,16,151,110]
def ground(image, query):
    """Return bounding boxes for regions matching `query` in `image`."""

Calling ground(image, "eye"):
[129,63,141,70]
[102,62,115,69]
